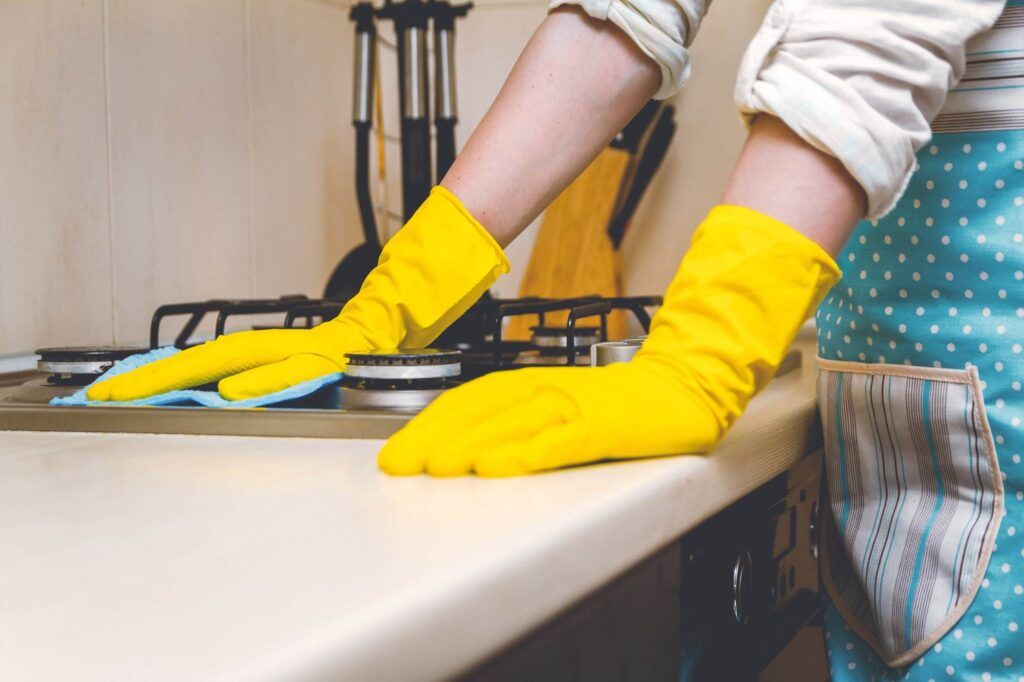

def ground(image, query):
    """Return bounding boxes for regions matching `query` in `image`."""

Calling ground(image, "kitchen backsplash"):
[0,0,766,356]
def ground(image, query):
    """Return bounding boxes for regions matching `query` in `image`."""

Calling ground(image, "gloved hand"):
[87,187,509,401]
[378,205,841,476]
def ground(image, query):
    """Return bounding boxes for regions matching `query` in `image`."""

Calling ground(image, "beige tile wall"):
[0,1,114,352]
[247,0,354,300]
[0,0,544,355]
[0,0,772,356]
[105,0,253,343]
[0,0,368,353]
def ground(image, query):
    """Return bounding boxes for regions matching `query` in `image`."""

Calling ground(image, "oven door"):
[681,450,823,680]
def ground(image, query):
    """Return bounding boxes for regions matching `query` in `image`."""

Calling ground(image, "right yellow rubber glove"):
[87,187,509,401]
[378,205,841,476]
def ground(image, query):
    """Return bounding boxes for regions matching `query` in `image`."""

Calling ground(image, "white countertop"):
[0,359,820,681]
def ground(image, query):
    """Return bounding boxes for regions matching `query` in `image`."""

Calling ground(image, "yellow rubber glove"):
[378,205,841,477]
[87,187,509,401]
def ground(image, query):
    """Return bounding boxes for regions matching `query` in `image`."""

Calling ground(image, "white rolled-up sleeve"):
[734,0,1007,218]
[549,0,709,99]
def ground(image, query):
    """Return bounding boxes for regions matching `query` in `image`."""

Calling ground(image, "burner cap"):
[36,346,147,377]
[344,349,462,380]
[36,346,147,362]
[530,326,601,349]
[345,349,462,366]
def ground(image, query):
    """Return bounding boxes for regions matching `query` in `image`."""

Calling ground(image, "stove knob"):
[731,549,753,627]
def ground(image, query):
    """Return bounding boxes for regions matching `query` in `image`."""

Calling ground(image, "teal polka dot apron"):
[815,7,1024,678]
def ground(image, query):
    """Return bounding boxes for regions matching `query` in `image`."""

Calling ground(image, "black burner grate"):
[146,294,661,377]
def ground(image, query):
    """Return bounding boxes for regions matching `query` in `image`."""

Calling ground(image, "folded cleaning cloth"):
[50,347,342,408]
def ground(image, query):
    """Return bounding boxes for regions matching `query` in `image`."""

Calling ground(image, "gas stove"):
[0,294,666,439]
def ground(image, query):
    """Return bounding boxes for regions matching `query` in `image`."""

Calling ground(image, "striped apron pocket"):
[816,359,1004,667]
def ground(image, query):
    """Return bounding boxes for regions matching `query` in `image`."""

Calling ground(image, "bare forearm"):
[722,115,867,256]
[442,7,660,247]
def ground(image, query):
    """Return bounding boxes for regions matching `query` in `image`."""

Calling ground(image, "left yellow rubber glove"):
[378,205,841,477]
[87,187,509,401]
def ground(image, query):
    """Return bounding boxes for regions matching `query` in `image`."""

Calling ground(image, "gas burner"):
[36,346,147,386]
[340,349,462,412]
[530,326,601,349]
[344,349,462,380]
[514,326,600,366]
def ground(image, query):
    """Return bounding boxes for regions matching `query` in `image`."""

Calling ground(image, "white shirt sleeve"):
[734,0,1006,218]
[548,0,709,99]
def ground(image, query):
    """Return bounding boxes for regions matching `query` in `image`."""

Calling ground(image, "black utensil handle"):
[355,122,381,249]
[432,1,470,180]
[350,3,376,126]
[435,121,456,180]
[401,118,432,220]
[607,105,677,249]
[379,0,433,220]
[610,100,661,154]
[350,3,380,250]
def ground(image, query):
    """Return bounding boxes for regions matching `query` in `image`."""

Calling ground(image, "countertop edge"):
[259,369,822,680]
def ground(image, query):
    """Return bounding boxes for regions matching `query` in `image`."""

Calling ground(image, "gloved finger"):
[86,330,306,402]
[377,375,537,475]
[416,370,541,423]
[473,421,588,477]
[425,392,570,476]
[378,401,473,475]
[218,354,342,401]
[377,429,430,475]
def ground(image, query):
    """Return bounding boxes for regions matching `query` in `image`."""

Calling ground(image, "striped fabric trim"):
[817,359,1004,667]
[993,4,1024,29]
[939,5,1024,129]
[963,56,1024,81]
[932,109,1024,134]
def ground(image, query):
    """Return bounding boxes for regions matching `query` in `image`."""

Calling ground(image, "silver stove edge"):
[0,349,802,440]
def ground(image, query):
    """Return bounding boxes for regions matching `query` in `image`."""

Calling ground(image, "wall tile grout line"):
[244,0,256,298]
[100,0,119,345]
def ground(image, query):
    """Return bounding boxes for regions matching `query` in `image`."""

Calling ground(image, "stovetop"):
[0,294,667,440]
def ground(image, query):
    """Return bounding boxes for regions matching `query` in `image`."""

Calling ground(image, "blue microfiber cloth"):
[51,346,342,408]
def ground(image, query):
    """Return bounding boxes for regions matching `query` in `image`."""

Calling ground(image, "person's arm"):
[445,6,867,254]
[734,0,1006,218]
[722,114,864,255]
[443,6,661,246]
[378,114,863,477]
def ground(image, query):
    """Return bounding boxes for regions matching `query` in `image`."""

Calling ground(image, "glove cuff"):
[702,204,841,286]
[330,186,511,353]
[636,203,842,438]
[431,185,512,274]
